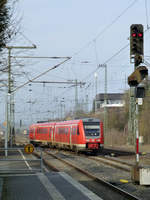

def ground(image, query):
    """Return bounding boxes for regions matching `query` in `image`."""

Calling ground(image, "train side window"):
[44,128,48,134]
[74,127,77,135]
[30,129,33,134]
[72,127,76,135]
[65,128,68,135]
[77,127,79,135]
[67,128,69,134]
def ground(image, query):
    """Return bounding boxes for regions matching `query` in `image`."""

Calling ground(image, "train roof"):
[82,118,101,122]
[29,118,101,128]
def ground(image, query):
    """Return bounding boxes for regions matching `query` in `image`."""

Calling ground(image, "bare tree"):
[0,0,20,70]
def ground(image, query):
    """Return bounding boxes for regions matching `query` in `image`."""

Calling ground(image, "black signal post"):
[128,25,150,183]
[129,24,145,144]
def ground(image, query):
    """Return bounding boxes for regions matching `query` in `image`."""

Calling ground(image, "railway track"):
[88,155,133,172]
[34,149,141,200]
[48,149,134,172]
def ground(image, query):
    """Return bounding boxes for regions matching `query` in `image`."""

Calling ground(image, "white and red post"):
[135,103,139,163]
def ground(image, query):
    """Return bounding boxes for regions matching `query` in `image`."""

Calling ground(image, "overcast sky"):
[1,0,150,127]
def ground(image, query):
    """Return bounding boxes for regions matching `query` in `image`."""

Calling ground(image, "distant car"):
[29,118,104,154]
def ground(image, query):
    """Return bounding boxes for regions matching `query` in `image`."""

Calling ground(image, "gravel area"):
[48,150,150,200]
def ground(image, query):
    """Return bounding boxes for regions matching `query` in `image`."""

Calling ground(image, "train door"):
[53,126,57,143]
[69,126,72,147]
[49,127,51,141]
[50,127,53,142]
[33,127,35,139]
[71,126,77,144]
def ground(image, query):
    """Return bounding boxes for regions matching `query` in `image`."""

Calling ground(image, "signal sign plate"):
[24,144,34,154]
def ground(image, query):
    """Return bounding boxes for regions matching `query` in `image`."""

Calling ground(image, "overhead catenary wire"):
[8,0,149,122]
[71,0,138,58]
[19,32,37,47]
[83,23,150,85]
[11,0,139,99]
[12,57,71,93]
[145,0,150,29]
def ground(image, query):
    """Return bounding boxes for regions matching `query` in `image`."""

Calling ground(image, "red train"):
[29,118,104,154]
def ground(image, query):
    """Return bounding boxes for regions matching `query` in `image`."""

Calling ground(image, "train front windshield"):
[83,122,100,137]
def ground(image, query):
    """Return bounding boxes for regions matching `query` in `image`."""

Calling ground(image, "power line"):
[82,25,150,85]
[12,57,71,93]
[145,0,150,29]
[94,0,138,41]
[71,0,138,58]
[83,43,129,83]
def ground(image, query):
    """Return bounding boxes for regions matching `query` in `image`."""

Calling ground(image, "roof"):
[96,93,124,101]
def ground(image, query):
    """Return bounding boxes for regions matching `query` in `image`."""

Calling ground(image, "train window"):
[77,127,79,135]
[40,128,42,134]
[58,127,65,134]
[37,128,48,134]
[57,127,70,134]
[29,129,33,134]
[83,122,100,137]
[72,127,76,135]
[44,128,48,134]
[65,128,67,134]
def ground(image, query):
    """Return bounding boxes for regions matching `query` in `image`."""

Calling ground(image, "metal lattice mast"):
[99,64,107,144]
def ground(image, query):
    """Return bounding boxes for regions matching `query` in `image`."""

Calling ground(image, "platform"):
[0,172,103,200]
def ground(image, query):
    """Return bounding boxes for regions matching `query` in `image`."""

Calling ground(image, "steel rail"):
[49,149,133,172]
[44,151,141,200]
[87,156,133,172]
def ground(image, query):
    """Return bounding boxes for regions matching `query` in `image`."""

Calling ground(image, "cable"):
[145,0,150,29]
[83,24,150,85]
[94,0,138,41]
[83,43,129,82]
[19,32,36,47]
[94,40,99,68]
[12,57,71,93]
[71,0,138,58]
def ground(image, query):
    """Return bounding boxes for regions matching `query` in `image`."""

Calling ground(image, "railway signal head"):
[128,66,148,87]
[136,84,145,98]
[130,24,143,56]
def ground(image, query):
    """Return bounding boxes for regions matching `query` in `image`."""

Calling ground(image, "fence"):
[0,147,43,173]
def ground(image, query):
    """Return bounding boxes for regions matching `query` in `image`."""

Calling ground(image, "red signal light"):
[132,33,136,37]
[138,33,143,37]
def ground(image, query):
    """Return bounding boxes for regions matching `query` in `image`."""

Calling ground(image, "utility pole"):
[5,45,36,149]
[75,79,78,114]
[128,25,150,183]
[128,24,144,145]
[74,79,86,118]
[94,73,98,112]
[99,64,107,144]
[86,95,89,113]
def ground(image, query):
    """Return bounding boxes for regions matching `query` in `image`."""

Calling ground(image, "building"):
[94,93,124,112]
